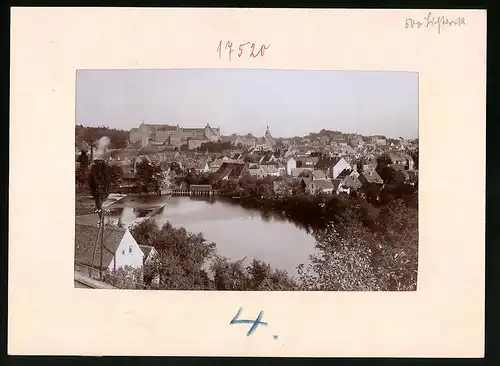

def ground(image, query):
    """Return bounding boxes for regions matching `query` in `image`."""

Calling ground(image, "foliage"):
[199,141,233,153]
[371,199,418,290]
[76,151,91,185]
[182,172,213,187]
[299,170,312,178]
[297,200,418,291]
[210,256,298,291]
[87,160,121,211]
[76,125,129,149]
[130,219,216,290]
[103,266,146,289]
[143,256,162,287]
[298,209,381,291]
[135,161,164,194]
[210,256,249,290]
[376,155,392,170]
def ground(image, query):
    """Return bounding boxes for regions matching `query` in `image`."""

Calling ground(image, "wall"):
[287,158,296,175]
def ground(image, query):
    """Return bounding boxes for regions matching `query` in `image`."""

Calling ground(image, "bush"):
[103,266,146,289]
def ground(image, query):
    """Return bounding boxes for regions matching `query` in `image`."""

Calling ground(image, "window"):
[129,246,132,254]
[122,250,125,255]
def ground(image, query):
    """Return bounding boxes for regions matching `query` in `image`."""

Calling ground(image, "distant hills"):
[75,125,129,149]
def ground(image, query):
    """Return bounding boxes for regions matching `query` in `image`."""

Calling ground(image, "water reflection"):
[106,195,317,276]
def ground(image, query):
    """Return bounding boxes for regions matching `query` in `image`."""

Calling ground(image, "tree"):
[88,160,115,212]
[372,199,418,290]
[200,141,233,153]
[297,210,382,291]
[75,125,129,149]
[377,166,398,184]
[136,161,164,194]
[108,164,124,188]
[130,219,216,290]
[76,151,90,185]
[376,155,392,170]
[103,266,145,289]
[210,256,249,290]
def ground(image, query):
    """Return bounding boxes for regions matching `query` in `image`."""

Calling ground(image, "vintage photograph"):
[74,69,419,291]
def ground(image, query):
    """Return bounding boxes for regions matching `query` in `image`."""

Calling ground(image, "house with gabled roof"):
[312,169,327,180]
[139,245,159,265]
[342,175,363,192]
[331,157,352,179]
[75,219,144,278]
[388,153,407,166]
[306,179,335,195]
[215,161,249,180]
[400,152,415,170]
[358,170,384,185]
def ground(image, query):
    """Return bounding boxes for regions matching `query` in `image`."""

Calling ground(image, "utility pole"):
[99,209,104,280]
[90,219,101,278]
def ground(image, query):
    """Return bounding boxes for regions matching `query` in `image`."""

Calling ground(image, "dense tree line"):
[199,141,234,153]
[135,161,164,194]
[76,125,129,149]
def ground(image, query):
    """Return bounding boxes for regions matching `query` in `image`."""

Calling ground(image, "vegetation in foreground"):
[102,194,417,291]
[79,155,418,291]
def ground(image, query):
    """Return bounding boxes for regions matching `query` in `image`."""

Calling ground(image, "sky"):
[76,69,418,139]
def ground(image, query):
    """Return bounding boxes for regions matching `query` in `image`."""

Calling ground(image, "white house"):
[75,221,144,277]
[108,229,145,270]
[286,157,297,175]
[332,157,352,179]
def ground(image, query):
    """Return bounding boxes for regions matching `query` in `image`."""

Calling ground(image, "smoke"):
[94,136,110,160]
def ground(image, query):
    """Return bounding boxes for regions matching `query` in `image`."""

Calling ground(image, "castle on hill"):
[129,122,221,149]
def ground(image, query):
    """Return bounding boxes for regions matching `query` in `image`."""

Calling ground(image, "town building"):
[130,122,221,148]
[74,218,145,277]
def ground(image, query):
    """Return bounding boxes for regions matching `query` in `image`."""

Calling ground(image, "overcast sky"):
[76,69,418,139]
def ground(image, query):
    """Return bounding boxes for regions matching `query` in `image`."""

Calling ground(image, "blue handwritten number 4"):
[230,307,268,336]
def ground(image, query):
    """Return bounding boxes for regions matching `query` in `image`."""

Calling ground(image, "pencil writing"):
[405,12,465,34]
[217,41,270,61]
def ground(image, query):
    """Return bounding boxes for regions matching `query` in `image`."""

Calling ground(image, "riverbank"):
[76,191,418,291]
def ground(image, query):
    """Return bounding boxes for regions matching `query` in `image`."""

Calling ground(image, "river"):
[106,195,317,276]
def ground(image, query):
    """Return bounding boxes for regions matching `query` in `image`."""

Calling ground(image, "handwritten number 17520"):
[217,41,270,61]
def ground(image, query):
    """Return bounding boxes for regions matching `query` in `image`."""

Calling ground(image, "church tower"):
[265,124,274,144]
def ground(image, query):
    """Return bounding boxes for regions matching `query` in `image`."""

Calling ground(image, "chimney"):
[90,145,93,161]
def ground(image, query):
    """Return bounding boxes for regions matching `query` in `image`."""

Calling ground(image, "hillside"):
[75,125,129,149]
